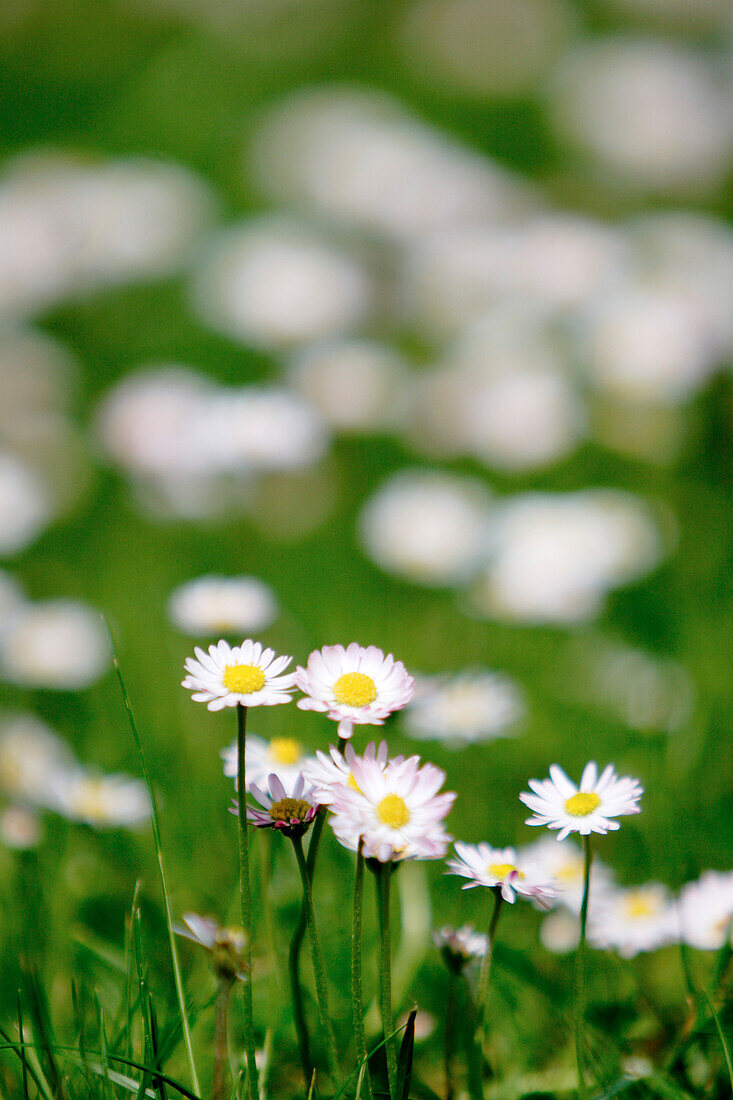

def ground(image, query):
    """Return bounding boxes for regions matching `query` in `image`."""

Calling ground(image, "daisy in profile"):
[221,733,316,792]
[328,749,454,862]
[238,773,319,838]
[177,914,249,982]
[448,842,556,908]
[520,762,643,841]
[433,925,488,970]
[294,642,414,739]
[301,740,398,805]
[182,639,294,711]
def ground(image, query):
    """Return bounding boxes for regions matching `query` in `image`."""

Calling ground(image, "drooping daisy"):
[447,842,556,907]
[328,750,454,862]
[177,914,249,982]
[520,762,643,841]
[678,870,733,951]
[433,925,488,971]
[182,639,294,711]
[588,883,677,958]
[295,642,414,738]
[221,733,317,793]
[238,773,319,838]
[301,740,397,805]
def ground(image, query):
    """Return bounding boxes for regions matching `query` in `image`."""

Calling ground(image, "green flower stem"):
[476,888,504,1031]
[213,979,233,1100]
[352,844,375,1100]
[444,968,457,1100]
[236,704,260,1100]
[291,832,339,1085]
[575,834,592,1100]
[376,862,397,1099]
[289,808,327,1086]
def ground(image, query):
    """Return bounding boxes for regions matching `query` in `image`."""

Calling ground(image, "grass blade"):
[104,618,200,1095]
[395,1008,416,1100]
[702,990,733,1091]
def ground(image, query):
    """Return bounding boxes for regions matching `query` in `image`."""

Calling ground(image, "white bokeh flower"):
[588,883,677,958]
[0,600,109,690]
[404,669,524,747]
[0,713,75,805]
[520,762,643,841]
[520,836,615,914]
[46,770,151,828]
[447,842,556,907]
[0,451,52,556]
[295,643,414,739]
[359,469,492,587]
[0,805,42,850]
[182,639,294,711]
[221,733,317,793]
[678,870,733,951]
[329,750,455,863]
[168,575,279,637]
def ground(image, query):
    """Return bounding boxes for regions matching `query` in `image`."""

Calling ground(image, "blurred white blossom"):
[0,600,109,690]
[404,669,525,747]
[168,575,279,637]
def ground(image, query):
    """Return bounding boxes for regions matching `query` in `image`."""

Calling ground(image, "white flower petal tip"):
[182,638,294,709]
[519,762,643,841]
[294,643,414,734]
[447,842,557,908]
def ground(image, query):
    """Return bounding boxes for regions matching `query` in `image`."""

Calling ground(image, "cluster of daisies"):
[181,637,733,965]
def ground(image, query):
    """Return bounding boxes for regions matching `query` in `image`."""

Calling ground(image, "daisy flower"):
[182,639,294,711]
[177,913,249,982]
[588,883,677,958]
[221,733,317,792]
[678,870,733,951]
[301,740,398,805]
[238,773,319,838]
[328,749,454,863]
[519,762,643,841]
[520,836,615,914]
[294,642,414,739]
[46,770,151,828]
[447,842,556,907]
[433,925,488,971]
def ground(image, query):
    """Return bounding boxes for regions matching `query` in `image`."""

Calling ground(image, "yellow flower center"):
[269,798,312,822]
[72,779,110,821]
[625,892,655,919]
[333,671,377,708]
[269,737,301,765]
[564,792,601,817]
[376,793,410,829]
[557,860,582,882]
[347,772,363,794]
[223,663,266,694]
[488,863,524,880]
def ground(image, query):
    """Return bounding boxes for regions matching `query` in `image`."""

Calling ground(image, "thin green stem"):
[236,704,260,1100]
[291,833,339,1085]
[376,863,397,1099]
[289,808,327,1086]
[444,969,457,1100]
[575,835,592,1100]
[213,980,233,1100]
[352,845,374,1100]
[476,889,504,1030]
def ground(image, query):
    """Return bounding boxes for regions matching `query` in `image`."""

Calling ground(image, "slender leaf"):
[395,1008,416,1100]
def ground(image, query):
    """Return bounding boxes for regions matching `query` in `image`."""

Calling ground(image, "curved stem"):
[213,980,233,1100]
[575,835,592,1100]
[236,704,260,1100]
[352,844,374,1100]
[376,863,397,1099]
[291,833,339,1085]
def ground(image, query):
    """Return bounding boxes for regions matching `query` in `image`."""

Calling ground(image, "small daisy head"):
[447,841,556,907]
[433,925,488,972]
[221,733,317,792]
[177,913,249,982]
[182,639,294,711]
[519,762,643,841]
[238,773,319,838]
[678,870,733,951]
[328,748,455,863]
[295,643,414,739]
[300,740,395,805]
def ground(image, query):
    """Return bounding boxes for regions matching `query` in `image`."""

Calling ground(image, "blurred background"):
[0,0,731,1094]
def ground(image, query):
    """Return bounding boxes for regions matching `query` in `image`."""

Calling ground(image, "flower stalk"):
[352,842,374,1100]
[236,703,260,1100]
[376,861,397,1099]
[575,834,592,1100]
[289,811,327,1087]
[213,978,233,1100]
[291,831,339,1085]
